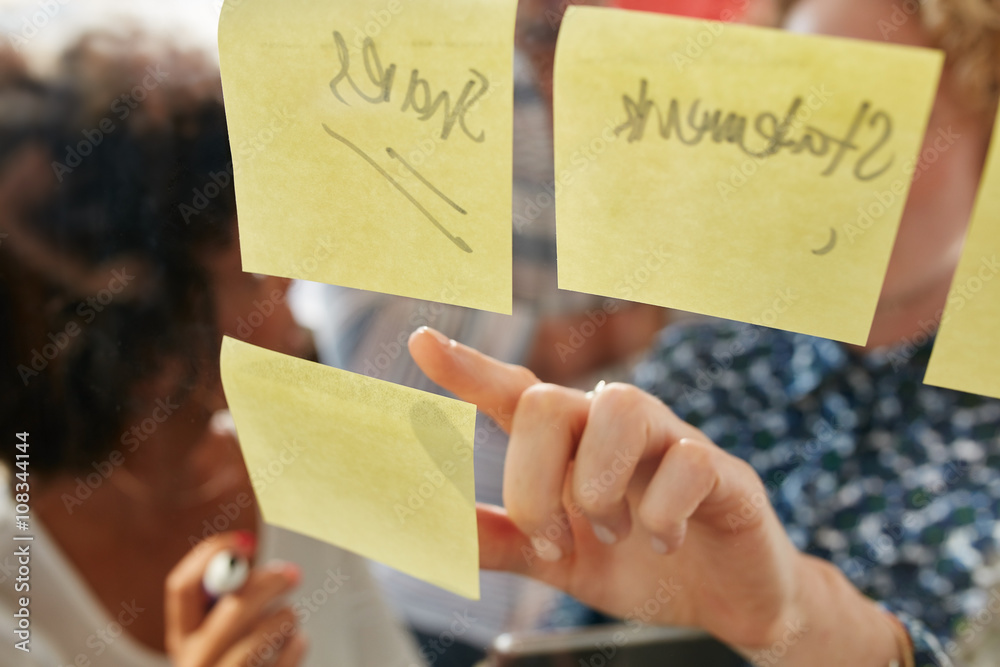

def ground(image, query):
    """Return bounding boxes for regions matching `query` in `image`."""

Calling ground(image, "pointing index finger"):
[408,326,539,432]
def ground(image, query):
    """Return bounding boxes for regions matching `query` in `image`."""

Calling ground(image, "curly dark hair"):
[0,31,237,476]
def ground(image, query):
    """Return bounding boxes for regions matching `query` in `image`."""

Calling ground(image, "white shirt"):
[0,477,422,667]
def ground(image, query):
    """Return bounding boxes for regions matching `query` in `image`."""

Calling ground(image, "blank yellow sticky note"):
[554,7,943,344]
[924,112,1000,398]
[220,336,479,598]
[218,0,515,314]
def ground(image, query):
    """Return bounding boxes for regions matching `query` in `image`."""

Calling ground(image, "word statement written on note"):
[554,7,942,344]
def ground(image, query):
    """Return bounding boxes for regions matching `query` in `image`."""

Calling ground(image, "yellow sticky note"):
[554,7,943,344]
[219,336,480,598]
[218,0,515,314]
[925,112,1000,398]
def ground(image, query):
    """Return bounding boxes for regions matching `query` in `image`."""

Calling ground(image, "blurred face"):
[128,230,308,424]
[191,231,310,411]
[784,0,994,313]
[205,233,308,361]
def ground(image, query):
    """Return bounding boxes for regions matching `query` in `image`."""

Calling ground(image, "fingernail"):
[651,536,669,555]
[531,536,564,562]
[591,522,617,546]
[418,326,452,347]
[234,530,257,554]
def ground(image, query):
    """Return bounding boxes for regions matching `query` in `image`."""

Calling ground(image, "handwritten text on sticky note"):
[554,7,943,343]
[220,337,480,599]
[219,0,516,313]
[925,106,1000,398]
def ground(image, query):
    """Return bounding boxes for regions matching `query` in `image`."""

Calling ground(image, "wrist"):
[734,555,904,667]
[733,552,813,661]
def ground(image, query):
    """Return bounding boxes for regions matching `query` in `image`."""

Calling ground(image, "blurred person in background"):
[1,1,997,667]
[0,31,420,666]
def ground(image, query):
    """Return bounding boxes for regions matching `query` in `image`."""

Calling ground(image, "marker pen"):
[203,549,251,605]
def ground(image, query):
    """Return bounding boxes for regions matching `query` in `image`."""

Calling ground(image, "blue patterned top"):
[630,321,1000,666]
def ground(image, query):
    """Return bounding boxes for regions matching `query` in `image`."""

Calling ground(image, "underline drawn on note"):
[387,148,468,215]
[322,124,473,254]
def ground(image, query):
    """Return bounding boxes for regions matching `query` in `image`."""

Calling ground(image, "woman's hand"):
[409,327,905,665]
[164,532,307,667]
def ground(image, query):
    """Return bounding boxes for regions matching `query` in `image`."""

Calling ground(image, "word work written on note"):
[554,7,942,344]
[219,0,517,313]
[325,29,490,253]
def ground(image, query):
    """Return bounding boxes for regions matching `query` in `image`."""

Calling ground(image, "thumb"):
[477,504,566,586]
[408,327,539,432]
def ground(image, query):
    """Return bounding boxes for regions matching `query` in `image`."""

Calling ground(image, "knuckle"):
[673,438,715,469]
[591,382,643,413]
[730,454,758,479]
[637,500,677,535]
[516,382,571,417]
[592,383,666,431]
[672,442,719,493]
[729,455,766,495]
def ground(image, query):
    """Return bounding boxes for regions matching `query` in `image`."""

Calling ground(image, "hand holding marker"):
[166,532,306,665]
[203,549,251,606]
